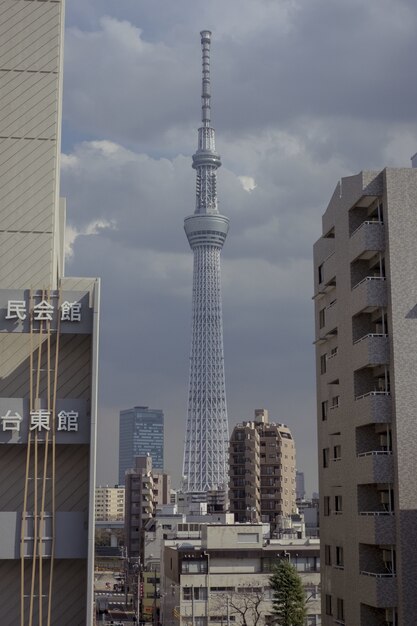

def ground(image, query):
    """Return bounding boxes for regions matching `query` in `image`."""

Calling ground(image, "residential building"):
[0,2,100,623]
[95,485,125,522]
[161,524,321,626]
[314,166,417,625]
[119,406,164,484]
[124,456,170,560]
[229,409,297,535]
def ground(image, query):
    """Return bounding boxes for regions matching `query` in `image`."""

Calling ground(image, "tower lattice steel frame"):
[182,30,230,493]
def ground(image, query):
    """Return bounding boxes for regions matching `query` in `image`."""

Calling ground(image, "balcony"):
[352,334,389,371]
[351,276,387,316]
[321,251,336,292]
[358,572,397,608]
[356,452,394,484]
[357,513,396,545]
[326,350,339,378]
[354,392,392,427]
[349,221,385,262]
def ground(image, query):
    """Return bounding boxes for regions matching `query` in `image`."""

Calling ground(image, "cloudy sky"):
[61,0,417,496]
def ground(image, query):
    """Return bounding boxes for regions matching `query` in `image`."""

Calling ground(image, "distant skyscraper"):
[182,31,229,493]
[119,406,164,483]
[296,470,306,500]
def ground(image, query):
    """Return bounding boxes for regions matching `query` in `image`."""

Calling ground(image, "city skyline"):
[60,0,417,496]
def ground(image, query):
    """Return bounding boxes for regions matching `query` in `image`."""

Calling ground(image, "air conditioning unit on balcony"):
[380,491,390,504]
[382,549,395,574]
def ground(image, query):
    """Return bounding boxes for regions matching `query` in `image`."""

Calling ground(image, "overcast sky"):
[61,0,417,496]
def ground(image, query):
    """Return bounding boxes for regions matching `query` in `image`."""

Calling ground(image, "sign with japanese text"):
[0,399,89,444]
[0,289,93,334]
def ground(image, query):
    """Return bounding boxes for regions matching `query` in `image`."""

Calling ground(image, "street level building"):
[182,31,230,495]
[314,166,417,625]
[161,524,321,626]
[229,409,297,535]
[95,485,125,522]
[0,1,99,624]
[119,405,164,484]
[124,456,170,560]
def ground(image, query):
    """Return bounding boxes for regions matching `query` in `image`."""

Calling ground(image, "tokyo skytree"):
[182,30,230,493]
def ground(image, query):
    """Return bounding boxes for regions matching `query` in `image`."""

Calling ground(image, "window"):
[319,307,326,329]
[335,495,343,514]
[237,533,259,543]
[181,560,207,574]
[320,354,327,375]
[318,264,323,284]
[323,448,329,468]
[324,496,331,516]
[336,598,345,622]
[336,546,344,567]
[331,395,339,408]
[325,594,332,616]
[321,400,328,421]
[183,587,208,601]
[325,544,332,566]
[333,444,341,460]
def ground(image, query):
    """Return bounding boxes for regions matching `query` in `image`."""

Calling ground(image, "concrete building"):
[95,485,125,522]
[124,456,170,560]
[0,2,99,624]
[229,409,297,535]
[296,470,306,500]
[119,406,164,484]
[314,166,417,625]
[161,524,321,626]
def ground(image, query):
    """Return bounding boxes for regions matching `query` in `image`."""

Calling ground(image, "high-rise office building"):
[119,406,164,484]
[296,470,306,501]
[229,409,296,534]
[182,31,229,494]
[314,165,417,625]
[0,2,100,624]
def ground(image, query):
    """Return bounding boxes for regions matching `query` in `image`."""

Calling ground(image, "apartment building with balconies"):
[314,166,417,625]
[125,455,171,559]
[229,409,296,534]
[95,485,125,522]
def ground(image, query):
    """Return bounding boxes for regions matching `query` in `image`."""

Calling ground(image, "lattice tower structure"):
[182,31,230,493]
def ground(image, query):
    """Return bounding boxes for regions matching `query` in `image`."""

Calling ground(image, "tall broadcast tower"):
[182,31,230,494]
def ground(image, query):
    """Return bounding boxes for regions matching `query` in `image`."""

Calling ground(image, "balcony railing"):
[350,220,384,238]
[360,571,396,578]
[359,511,394,516]
[357,450,392,457]
[355,390,390,400]
[353,332,388,345]
[352,275,386,291]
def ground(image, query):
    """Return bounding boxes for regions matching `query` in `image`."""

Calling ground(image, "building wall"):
[119,406,164,483]
[0,3,99,624]
[314,167,417,626]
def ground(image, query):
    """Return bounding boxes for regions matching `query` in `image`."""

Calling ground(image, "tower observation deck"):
[182,31,230,494]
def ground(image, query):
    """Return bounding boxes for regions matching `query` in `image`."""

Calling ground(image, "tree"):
[211,585,267,626]
[269,560,306,626]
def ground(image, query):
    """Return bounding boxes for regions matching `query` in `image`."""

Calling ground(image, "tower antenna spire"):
[200,30,212,127]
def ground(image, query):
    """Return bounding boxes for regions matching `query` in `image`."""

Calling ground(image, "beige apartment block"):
[0,1,100,624]
[95,485,125,522]
[229,409,296,534]
[314,167,417,626]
